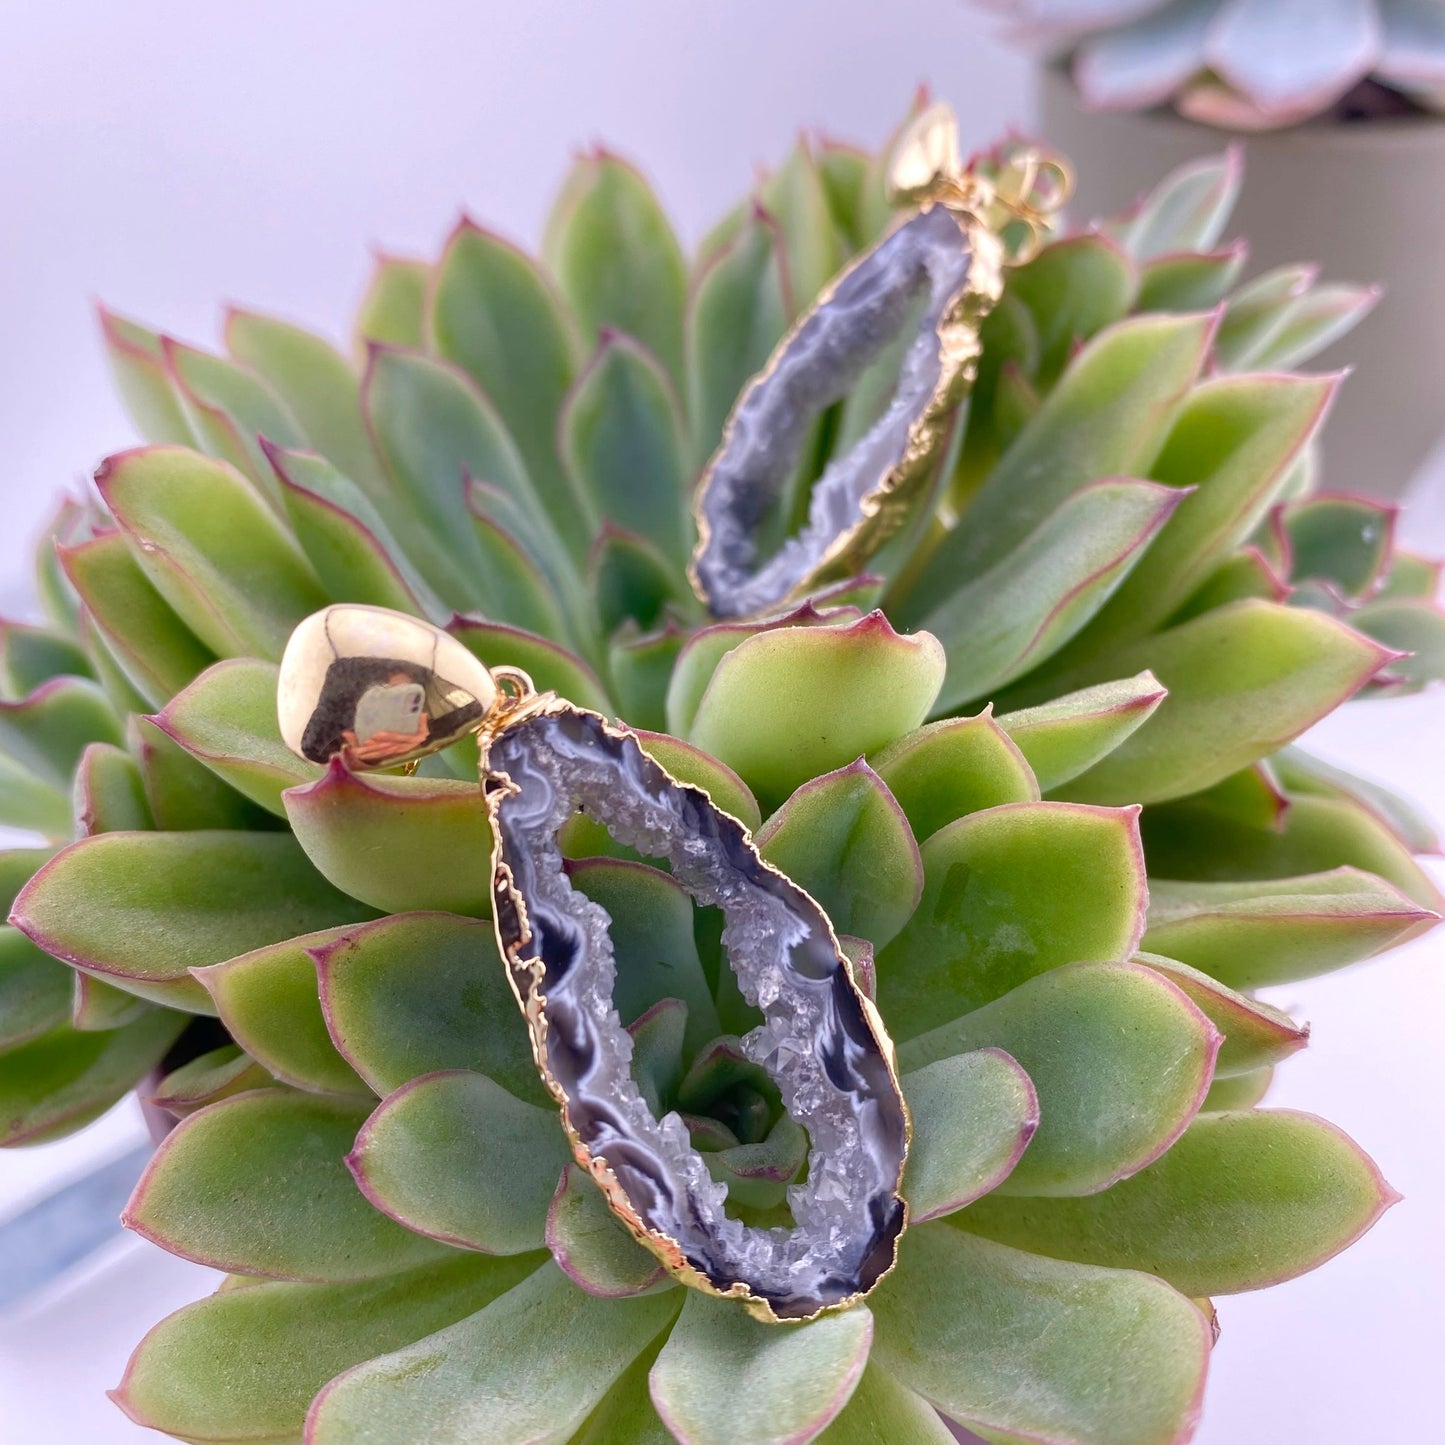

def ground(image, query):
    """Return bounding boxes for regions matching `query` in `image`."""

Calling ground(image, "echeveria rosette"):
[0,114,1438,1444]
[981,0,1445,130]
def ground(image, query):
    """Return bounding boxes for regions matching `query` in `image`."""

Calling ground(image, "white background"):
[0,4,1441,1442]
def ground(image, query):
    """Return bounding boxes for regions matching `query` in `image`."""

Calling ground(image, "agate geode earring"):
[278,604,910,1322]
[689,103,1070,620]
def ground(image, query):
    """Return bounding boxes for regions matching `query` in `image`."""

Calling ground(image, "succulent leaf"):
[755,760,923,947]
[0,925,75,1050]
[349,1069,568,1254]
[10,830,371,1012]
[879,803,1148,1039]
[146,1044,272,1116]
[307,1262,680,1445]
[113,1253,544,1445]
[284,764,491,916]
[353,254,429,354]
[902,1049,1039,1221]
[902,961,1218,1197]
[312,912,548,1105]
[193,929,368,1096]
[956,1109,1398,1296]
[126,1090,452,1280]
[650,1292,872,1445]
[547,1162,674,1298]
[869,1226,1210,1445]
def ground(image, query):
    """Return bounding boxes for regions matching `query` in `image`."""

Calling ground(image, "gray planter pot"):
[1039,65,1445,501]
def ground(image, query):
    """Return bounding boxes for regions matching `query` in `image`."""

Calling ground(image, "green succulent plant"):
[1,108,1442,1445]
[982,0,1445,129]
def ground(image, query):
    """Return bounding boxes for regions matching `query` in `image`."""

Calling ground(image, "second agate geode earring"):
[278,604,910,1323]
[689,103,1070,620]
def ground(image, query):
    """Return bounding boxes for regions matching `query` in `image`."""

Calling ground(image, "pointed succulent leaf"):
[155,658,320,816]
[0,619,92,698]
[163,338,306,497]
[468,496,574,638]
[130,714,273,831]
[903,1049,1039,1222]
[10,831,372,1012]
[608,623,685,733]
[1170,545,1289,622]
[1113,148,1242,260]
[547,1162,672,1298]
[590,525,688,636]
[1227,283,1380,373]
[702,1114,810,1210]
[568,859,722,1054]
[1137,243,1248,313]
[308,1261,680,1444]
[1276,493,1395,600]
[628,998,689,1114]
[1184,762,1290,830]
[1353,597,1445,692]
[0,753,70,837]
[146,1044,274,1117]
[993,672,1166,792]
[1375,547,1441,603]
[878,802,1147,1040]
[563,334,688,565]
[908,312,1214,617]
[1275,746,1440,855]
[1004,234,1138,386]
[651,1292,871,1445]
[34,501,86,635]
[448,617,612,715]
[112,1254,543,1445]
[0,678,122,792]
[363,346,549,612]
[870,1226,1210,1445]
[353,254,429,354]
[903,961,1218,1197]
[59,533,216,707]
[760,138,843,321]
[686,204,791,465]
[1143,869,1436,989]
[0,925,74,1050]
[754,760,922,947]
[872,710,1040,842]
[97,306,195,445]
[1058,601,1393,805]
[546,148,688,389]
[1144,787,1444,912]
[1203,1066,1273,1112]
[665,602,860,739]
[1135,953,1310,1076]
[125,1090,450,1280]
[1061,374,1338,658]
[71,972,154,1032]
[430,220,588,555]
[925,479,1186,711]
[225,309,386,501]
[349,1070,566,1255]
[193,929,368,1096]
[958,1110,1397,1297]
[284,762,491,916]
[96,447,328,661]
[267,443,431,615]
[687,614,945,810]
[0,1010,183,1146]
[72,741,152,836]
[817,140,870,248]
[314,912,547,1105]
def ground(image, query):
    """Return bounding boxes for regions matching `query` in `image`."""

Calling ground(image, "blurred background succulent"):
[981,0,1445,129]
[0,108,1440,1443]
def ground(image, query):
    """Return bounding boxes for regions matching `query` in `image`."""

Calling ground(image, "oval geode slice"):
[691,201,990,621]
[484,704,909,1321]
